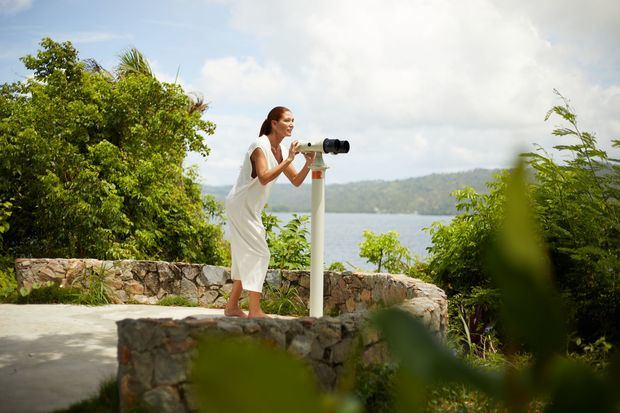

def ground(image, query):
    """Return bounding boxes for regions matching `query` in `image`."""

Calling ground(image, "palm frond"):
[187,92,210,114]
[116,47,153,79]
[83,58,113,79]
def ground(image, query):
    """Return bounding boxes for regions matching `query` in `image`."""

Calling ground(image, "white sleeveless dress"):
[225,136,286,292]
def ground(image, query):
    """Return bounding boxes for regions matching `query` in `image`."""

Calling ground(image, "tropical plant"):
[0,38,227,265]
[375,161,620,413]
[262,211,311,270]
[261,283,307,316]
[427,93,619,344]
[359,229,411,273]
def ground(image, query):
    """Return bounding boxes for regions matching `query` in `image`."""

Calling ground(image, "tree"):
[359,230,411,273]
[0,38,226,264]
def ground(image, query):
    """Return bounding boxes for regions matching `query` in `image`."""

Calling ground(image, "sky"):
[1,0,619,185]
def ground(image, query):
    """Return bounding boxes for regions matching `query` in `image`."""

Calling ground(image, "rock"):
[198,290,219,306]
[288,335,313,357]
[143,386,185,413]
[154,353,187,385]
[144,272,160,295]
[265,269,282,286]
[198,265,228,286]
[180,278,198,301]
[330,338,353,364]
[126,281,144,295]
[181,265,200,281]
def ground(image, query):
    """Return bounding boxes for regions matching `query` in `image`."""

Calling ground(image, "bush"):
[0,38,227,264]
[262,283,307,316]
[262,211,311,270]
[427,93,620,344]
[157,295,197,307]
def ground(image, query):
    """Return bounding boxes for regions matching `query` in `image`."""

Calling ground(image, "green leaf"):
[192,335,323,413]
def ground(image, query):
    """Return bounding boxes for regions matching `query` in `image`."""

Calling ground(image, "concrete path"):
[0,304,230,413]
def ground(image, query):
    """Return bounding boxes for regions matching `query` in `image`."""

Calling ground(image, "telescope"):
[300,138,350,317]
[299,138,350,154]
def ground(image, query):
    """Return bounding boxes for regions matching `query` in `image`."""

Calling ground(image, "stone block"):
[198,265,228,286]
[288,335,313,357]
[180,278,198,301]
[198,290,219,306]
[126,281,144,295]
[143,386,185,413]
[154,353,188,385]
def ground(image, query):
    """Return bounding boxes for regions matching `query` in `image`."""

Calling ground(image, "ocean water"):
[271,212,454,270]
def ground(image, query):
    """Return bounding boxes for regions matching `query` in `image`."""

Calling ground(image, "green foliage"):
[0,38,227,265]
[328,261,347,272]
[14,282,82,304]
[353,364,397,413]
[157,294,198,307]
[359,230,411,273]
[11,265,114,305]
[51,376,157,413]
[428,94,620,344]
[261,283,307,316]
[262,211,311,270]
[192,335,328,413]
[71,265,115,305]
[374,161,620,412]
[0,255,16,300]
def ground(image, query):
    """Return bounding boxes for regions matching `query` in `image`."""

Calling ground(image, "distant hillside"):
[202,168,501,215]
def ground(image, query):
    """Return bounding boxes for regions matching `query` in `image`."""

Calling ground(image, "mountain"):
[202,168,501,215]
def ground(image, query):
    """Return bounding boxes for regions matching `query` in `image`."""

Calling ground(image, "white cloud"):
[199,56,299,105]
[0,0,32,15]
[194,0,619,184]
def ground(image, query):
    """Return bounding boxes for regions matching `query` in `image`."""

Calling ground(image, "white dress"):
[225,136,286,292]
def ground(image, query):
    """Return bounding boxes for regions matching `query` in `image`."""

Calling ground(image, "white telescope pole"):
[309,152,327,317]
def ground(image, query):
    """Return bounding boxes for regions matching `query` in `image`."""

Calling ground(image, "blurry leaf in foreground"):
[373,308,502,400]
[488,160,566,360]
[545,357,617,413]
[191,334,323,413]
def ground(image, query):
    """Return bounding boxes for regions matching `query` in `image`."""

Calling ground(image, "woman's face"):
[272,111,294,137]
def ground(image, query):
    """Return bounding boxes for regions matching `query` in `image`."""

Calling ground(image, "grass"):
[157,295,197,307]
[51,376,156,413]
[2,265,115,305]
[261,283,307,316]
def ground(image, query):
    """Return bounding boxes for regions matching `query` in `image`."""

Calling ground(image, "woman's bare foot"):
[248,311,269,319]
[224,306,247,317]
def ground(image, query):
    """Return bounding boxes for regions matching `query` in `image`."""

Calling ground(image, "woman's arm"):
[283,151,316,187]
[251,141,300,186]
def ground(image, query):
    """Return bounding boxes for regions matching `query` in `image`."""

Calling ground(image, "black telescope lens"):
[323,139,350,154]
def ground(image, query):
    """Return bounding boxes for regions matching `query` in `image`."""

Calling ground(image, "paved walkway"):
[0,304,230,413]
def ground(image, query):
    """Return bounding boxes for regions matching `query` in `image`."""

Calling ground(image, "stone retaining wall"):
[117,313,384,413]
[14,258,447,338]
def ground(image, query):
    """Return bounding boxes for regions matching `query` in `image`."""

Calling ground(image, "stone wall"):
[14,258,447,338]
[117,313,385,413]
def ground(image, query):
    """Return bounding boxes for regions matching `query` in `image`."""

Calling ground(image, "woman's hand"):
[287,140,300,162]
[303,151,316,166]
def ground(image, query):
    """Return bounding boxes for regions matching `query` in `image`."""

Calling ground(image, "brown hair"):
[259,106,291,136]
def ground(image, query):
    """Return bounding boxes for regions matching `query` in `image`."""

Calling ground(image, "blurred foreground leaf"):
[192,335,323,413]
[487,161,566,361]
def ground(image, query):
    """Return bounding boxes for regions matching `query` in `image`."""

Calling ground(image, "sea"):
[265,212,454,270]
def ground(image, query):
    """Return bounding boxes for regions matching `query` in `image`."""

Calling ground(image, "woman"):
[224,106,315,318]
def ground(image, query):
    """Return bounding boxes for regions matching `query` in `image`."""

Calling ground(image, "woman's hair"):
[259,106,291,136]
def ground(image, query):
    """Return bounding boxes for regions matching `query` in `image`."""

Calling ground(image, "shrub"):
[157,295,197,307]
[427,93,620,344]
